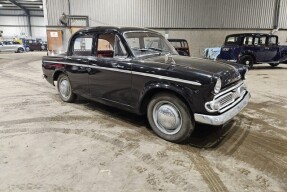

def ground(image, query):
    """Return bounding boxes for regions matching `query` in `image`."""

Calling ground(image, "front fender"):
[138,81,199,114]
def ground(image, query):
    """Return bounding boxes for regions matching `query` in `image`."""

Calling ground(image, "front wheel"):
[147,93,194,143]
[239,55,254,68]
[269,63,279,67]
[16,47,24,53]
[57,74,76,102]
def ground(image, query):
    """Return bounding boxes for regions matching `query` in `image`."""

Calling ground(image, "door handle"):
[116,65,124,69]
[265,47,269,50]
[82,59,89,64]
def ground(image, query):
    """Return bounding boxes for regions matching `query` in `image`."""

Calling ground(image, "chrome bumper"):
[194,92,250,126]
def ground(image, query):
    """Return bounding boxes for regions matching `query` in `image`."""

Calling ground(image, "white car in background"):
[0,41,25,53]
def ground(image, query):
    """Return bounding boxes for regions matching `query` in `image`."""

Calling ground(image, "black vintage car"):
[217,33,287,67]
[42,26,250,143]
[25,39,47,51]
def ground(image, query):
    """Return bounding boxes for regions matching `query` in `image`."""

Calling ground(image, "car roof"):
[226,33,276,37]
[168,39,188,42]
[77,26,158,34]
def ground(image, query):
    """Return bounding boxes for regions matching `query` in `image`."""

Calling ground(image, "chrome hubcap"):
[153,101,182,135]
[245,60,250,65]
[59,79,70,98]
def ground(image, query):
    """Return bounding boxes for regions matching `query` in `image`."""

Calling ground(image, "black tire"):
[41,45,46,51]
[269,63,279,67]
[57,74,76,102]
[147,93,195,143]
[17,47,24,53]
[239,55,254,68]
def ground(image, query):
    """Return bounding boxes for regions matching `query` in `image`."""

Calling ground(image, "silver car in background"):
[0,41,25,53]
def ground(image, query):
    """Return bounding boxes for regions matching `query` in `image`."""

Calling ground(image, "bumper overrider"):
[194,91,251,126]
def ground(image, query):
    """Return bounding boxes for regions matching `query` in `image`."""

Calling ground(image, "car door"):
[64,33,95,97]
[1,42,10,52]
[253,35,268,63]
[264,36,279,62]
[88,32,132,107]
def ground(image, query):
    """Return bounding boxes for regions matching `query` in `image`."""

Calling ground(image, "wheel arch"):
[240,52,256,63]
[139,85,194,116]
[52,70,67,84]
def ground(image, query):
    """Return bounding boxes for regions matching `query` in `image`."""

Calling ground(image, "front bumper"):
[194,92,250,126]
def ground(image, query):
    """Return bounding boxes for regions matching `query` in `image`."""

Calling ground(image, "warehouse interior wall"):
[43,0,287,58]
[0,14,46,41]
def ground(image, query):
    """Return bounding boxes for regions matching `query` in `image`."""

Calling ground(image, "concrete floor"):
[0,52,286,192]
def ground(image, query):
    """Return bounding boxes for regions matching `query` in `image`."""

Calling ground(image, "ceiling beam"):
[8,0,29,15]
[8,0,32,37]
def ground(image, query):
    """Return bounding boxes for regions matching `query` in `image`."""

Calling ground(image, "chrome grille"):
[205,82,247,113]
[218,93,233,107]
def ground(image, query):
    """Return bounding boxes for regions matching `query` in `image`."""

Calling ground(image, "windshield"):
[124,31,178,57]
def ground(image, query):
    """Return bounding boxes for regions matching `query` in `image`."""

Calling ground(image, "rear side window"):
[72,35,93,56]
[225,36,239,45]
[96,33,127,58]
[169,41,181,47]
[182,41,188,47]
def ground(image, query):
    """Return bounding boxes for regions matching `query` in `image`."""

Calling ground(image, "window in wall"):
[72,36,93,56]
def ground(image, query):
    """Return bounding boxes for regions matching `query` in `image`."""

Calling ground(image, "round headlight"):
[214,78,221,94]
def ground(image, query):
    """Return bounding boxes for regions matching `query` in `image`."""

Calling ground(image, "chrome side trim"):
[131,71,202,86]
[195,92,250,126]
[43,60,202,86]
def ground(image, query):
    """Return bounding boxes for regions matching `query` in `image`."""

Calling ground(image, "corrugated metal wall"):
[0,15,46,39]
[46,0,278,29]
[279,0,287,28]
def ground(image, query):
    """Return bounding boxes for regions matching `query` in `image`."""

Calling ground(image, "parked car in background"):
[217,33,287,67]
[24,39,47,51]
[203,47,221,60]
[0,41,25,53]
[42,26,250,143]
[168,39,190,56]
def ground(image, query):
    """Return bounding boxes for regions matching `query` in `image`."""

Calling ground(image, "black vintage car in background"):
[25,39,47,51]
[217,33,287,67]
[168,38,191,56]
[42,26,250,143]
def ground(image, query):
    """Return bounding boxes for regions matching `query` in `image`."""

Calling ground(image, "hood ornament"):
[165,53,176,65]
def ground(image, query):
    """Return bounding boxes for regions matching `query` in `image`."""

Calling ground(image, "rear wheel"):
[269,63,279,67]
[41,45,46,50]
[57,74,76,102]
[239,55,254,68]
[147,93,194,143]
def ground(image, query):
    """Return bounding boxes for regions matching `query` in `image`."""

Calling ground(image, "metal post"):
[27,12,32,37]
